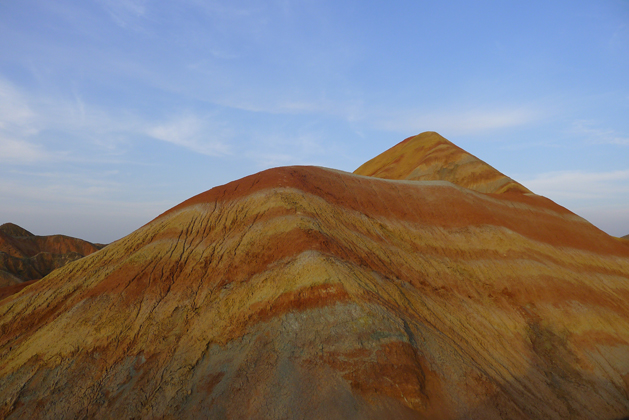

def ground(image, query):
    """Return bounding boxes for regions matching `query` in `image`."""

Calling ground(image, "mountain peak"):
[0,223,34,237]
[354,131,531,194]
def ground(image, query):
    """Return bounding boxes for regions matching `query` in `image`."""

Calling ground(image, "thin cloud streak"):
[243,129,334,170]
[95,0,149,28]
[523,169,629,200]
[374,107,540,136]
[571,120,629,146]
[0,78,37,135]
[145,114,232,156]
[522,169,629,236]
[0,136,55,164]
[0,78,235,162]
[573,205,629,238]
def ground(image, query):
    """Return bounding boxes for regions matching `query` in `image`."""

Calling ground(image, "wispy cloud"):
[571,120,629,146]
[0,175,119,204]
[0,136,56,164]
[145,114,232,156]
[522,169,629,236]
[522,169,629,200]
[95,0,149,28]
[0,76,239,162]
[573,205,629,238]
[609,23,629,53]
[374,106,540,135]
[243,130,331,169]
[0,76,132,163]
[0,78,55,163]
[0,78,37,134]
[226,97,365,121]
[188,0,267,26]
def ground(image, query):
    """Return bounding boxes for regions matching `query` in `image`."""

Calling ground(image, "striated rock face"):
[0,223,105,295]
[1,133,629,419]
[354,131,531,194]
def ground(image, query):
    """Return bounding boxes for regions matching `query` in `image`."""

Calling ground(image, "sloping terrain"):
[0,223,104,291]
[354,131,531,194]
[0,134,628,419]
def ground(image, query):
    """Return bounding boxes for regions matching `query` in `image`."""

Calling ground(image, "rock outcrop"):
[0,223,105,295]
[0,133,628,419]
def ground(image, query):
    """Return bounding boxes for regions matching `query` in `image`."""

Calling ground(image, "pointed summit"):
[0,223,34,237]
[354,131,531,194]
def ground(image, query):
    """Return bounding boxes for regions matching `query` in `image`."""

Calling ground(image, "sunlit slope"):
[354,131,531,194]
[1,165,628,419]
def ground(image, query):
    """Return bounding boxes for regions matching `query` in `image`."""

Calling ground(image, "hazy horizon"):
[1,1,628,243]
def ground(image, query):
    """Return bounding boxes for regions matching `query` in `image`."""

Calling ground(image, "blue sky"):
[1,0,628,243]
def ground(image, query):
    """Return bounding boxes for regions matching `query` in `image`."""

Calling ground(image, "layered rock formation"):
[0,223,105,299]
[1,133,628,419]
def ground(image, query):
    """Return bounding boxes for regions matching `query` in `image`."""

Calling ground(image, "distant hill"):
[0,223,105,298]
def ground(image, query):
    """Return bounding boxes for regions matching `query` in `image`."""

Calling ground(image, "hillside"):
[0,133,628,419]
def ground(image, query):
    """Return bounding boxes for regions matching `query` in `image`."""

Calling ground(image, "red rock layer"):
[354,131,531,194]
[0,167,628,417]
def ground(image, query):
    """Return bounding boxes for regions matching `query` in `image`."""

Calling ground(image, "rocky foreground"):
[0,132,628,419]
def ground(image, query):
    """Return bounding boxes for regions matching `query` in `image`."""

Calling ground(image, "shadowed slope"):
[1,165,628,419]
[354,131,531,194]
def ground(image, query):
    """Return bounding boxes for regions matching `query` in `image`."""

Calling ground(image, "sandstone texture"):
[0,223,105,296]
[0,133,628,419]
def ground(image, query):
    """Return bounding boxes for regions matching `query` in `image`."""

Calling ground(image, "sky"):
[1,0,628,243]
